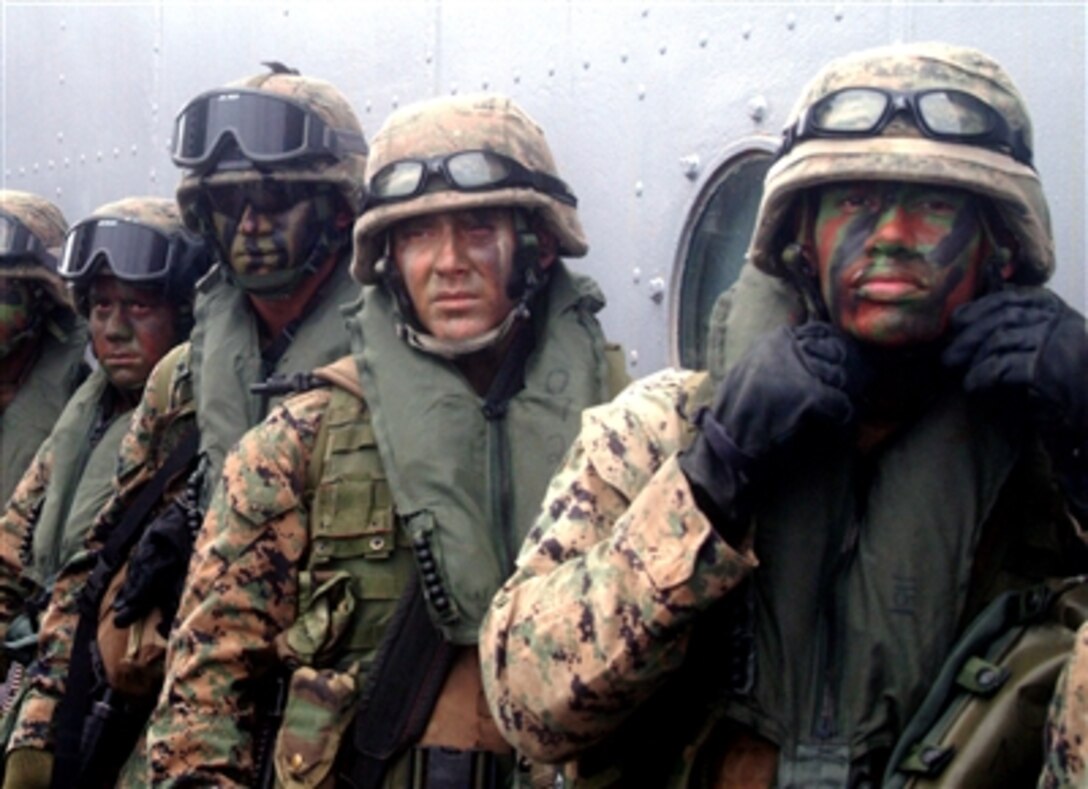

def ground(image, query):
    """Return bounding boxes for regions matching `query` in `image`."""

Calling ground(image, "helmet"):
[174,68,368,225]
[60,196,211,316]
[748,41,1052,285]
[352,92,587,283]
[0,190,73,311]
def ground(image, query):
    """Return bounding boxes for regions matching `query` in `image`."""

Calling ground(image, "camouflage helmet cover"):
[0,189,73,310]
[175,71,368,224]
[351,92,588,284]
[747,41,1053,285]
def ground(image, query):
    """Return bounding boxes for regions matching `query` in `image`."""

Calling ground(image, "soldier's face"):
[391,208,520,342]
[206,182,325,279]
[812,182,987,347]
[88,276,180,391]
[0,276,36,358]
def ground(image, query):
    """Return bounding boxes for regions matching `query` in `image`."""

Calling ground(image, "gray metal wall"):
[3,0,1084,374]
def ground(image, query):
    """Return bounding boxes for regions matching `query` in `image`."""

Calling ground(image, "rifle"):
[254,670,290,789]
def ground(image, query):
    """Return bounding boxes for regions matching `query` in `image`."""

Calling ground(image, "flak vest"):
[27,368,133,593]
[187,260,358,501]
[578,265,1079,787]
[271,265,621,786]
[0,321,88,504]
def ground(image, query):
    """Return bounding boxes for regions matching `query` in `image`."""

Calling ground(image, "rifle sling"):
[345,572,457,787]
[50,426,199,789]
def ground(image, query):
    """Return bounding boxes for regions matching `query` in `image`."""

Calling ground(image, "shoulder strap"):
[604,342,629,400]
[312,355,364,400]
[50,425,200,789]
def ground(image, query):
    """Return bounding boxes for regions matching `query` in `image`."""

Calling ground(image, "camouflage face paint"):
[87,276,180,391]
[812,182,986,347]
[0,276,38,358]
[208,186,325,279]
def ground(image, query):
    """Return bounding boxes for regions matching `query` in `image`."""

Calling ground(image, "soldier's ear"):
[529,216,558,271]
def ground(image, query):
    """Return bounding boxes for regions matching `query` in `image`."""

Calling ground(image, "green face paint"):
[0,277,38,358]
[812,182,986,347]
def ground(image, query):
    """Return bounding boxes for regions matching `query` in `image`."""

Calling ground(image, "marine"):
[0,191,87,506]
[0,196,209,787]
[481,41,1088,787]
[145,92,623,788]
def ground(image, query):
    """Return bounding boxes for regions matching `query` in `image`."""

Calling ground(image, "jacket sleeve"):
[0,437,54,645]
[480,369,759,763]
[145,393,325,788]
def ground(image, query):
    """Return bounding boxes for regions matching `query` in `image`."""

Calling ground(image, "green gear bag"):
[885,576,1088,788]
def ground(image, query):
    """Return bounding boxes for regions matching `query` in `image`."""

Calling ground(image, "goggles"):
[780,87,1033,167]
[171,88,368,172]
[0,210,58,271]
[204,181,320,218]
[60,217,203,285]
[367,150,577,208]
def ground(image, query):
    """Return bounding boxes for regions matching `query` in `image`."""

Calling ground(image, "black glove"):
[943,289,1088,510]
[679,322,868,535]
[111,498,194,631]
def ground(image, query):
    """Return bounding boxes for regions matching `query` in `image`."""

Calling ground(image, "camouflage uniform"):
[0,190,85,506]
[1041,622,1088,787]
[481,43,1086,785]
[146,93,618,788]
[3,69,368,783]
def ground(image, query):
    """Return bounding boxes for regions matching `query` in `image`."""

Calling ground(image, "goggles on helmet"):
[0,210,57,271]
[367,149,578,208]
[60,217,204,286]
[171,88,369,172]
[779,87,1033,167]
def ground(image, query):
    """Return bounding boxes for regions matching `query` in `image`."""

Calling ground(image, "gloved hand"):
[943,289,1088,511]
[111,498,193,631]
[679,322,868,532]
[3,747,53,789]
[942,289,1087,438]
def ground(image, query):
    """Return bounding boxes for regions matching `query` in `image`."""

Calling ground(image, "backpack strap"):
[603,342,629,400]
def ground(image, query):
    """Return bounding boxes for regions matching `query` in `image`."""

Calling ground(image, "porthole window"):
[673,141,775,369]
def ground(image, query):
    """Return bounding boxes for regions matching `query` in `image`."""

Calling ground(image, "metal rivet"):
[748,95,769,124]
[637,84,646,100]
[699,35,709,48]
[742,24,753,40]
[369,536,385,551]
[290,753,304,770]
[629,349,640,367]
[680,154,700,179]
[620,51,628,63]
[583,60,591,70]
[634,180,643,197]
[786,13,797,30]
[632,267,641,284]
[834,3,845,20]
[659,44,667,55]
[649,278,666,304]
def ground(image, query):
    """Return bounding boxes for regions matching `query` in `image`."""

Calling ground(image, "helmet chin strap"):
[384,208,550,360]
